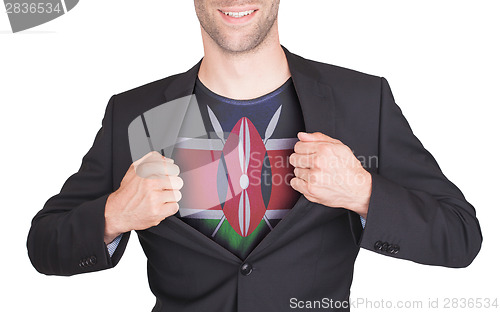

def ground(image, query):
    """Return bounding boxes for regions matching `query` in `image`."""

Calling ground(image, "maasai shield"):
[219,117,267,237]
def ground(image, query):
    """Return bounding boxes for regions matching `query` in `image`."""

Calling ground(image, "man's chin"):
[215,36,266,55]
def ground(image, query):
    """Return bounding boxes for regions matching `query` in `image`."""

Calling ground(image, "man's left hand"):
[289,132,372,219]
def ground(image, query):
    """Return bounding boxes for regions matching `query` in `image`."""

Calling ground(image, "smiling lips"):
[218,8,258,23]
[220,9,256,18]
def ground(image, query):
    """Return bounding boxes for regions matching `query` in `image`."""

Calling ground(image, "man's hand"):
[103,151,184,244]
[289,132,371,219]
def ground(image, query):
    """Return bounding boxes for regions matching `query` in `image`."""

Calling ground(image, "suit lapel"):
[163,59,201,102]
[151,46,338,262]
[128,61,202,162]
[283,46,336,136]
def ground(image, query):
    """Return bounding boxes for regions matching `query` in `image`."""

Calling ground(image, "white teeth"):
[222,10,255,18]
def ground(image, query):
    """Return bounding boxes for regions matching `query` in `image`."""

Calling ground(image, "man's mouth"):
[220,9,257,18]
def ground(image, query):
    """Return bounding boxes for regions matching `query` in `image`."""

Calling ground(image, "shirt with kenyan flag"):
[172,76,306,260]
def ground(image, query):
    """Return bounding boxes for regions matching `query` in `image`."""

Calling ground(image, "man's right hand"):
[103,151,183,244]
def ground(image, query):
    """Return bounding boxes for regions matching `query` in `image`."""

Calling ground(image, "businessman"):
[27,1,482,311]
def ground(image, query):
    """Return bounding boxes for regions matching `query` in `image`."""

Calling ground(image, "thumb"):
[297,132,340,143]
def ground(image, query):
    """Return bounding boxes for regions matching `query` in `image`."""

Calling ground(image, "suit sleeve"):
[353,77,482,268]
[27,95,130,276]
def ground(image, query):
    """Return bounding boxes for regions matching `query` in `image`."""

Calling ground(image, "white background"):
[1,0,499,311]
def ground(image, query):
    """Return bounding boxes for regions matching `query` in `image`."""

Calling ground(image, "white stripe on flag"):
[175,137,297,151]
[175,138,224,150]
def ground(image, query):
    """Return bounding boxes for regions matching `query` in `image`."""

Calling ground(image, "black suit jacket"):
[27,46,482,311]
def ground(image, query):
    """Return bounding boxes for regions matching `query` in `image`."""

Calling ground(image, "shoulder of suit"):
[103,71,188,125]
[113,73,181,103]
[290,52,383,87]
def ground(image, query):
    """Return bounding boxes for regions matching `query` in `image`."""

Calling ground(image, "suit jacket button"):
[89,256,97,265]
[374,241,383,250]
[387,244,394,254]
[381,242,389,252]
[80,259,88,267]
[240,263,253,276]
[393,245,400,254]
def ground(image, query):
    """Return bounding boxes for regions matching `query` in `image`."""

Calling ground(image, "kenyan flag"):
[172,105,300,260]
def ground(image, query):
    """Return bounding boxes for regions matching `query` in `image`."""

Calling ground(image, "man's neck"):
[197,31,291,100]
